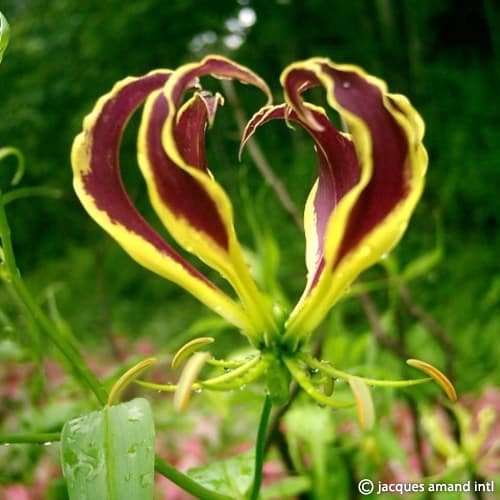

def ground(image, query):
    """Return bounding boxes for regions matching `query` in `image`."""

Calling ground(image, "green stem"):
[154,455,231,500]
[0,432,61,444]
[0,192,107,405]
[2,186,62,205]
[249,395,273,500]
[2,430,232,500]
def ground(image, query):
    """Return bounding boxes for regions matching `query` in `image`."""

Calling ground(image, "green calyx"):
[263,351,291,405]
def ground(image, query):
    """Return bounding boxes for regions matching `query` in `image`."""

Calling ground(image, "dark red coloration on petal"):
[304,111,359,260]
[242,104,360,266]
[281,67,324,129]
[145,92,229,249]
[319,65,409,264]
[283,63,411,268]
[169,56,271,108]
[83,72,215,285]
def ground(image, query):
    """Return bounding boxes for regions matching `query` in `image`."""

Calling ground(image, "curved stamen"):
[136,355,265,394]
[174,352,211,410]
[301,353,431,388]
[172,337,215,370]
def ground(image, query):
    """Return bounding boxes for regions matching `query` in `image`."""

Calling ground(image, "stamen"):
[171,337,214,370]
[348,378,375,430]
[107,357,156,406]
[201,356,264,390]
[302,354,431,388]
[174,352,211,411]
[406,358,457,402]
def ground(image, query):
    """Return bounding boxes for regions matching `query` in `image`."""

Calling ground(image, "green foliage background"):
[1,0,499,394]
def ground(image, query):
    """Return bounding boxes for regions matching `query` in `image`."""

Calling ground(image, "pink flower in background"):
[383,388,500,483]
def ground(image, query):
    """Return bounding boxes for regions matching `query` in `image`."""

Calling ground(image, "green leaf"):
[262,476,311,499]
[401,220,443,282]
[0,11,9,63]
[188,450,255,499]
[284,404,336,497]
[61,398,155,500]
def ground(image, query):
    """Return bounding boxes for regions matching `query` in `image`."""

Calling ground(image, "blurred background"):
[0,0,499,498]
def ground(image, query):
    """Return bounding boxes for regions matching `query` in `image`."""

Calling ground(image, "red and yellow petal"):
[241,103,360,285]
[279,59,427,343]
[72,71,254,333]
[138,56,277,340]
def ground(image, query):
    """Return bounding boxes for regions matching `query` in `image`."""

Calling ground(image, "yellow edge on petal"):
[138,91,273,341]
[158,59,278,340]
[282,59,376,340]
[283,59,427,342]
[407,359,457,402]
[300,103,356,283]
[303,178,320,275]
[72,75,254,334]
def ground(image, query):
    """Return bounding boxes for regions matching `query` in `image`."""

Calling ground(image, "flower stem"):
[0,432,61,445]
[0,192,107,405]
[249,395,273,500]
[154,455,231,500]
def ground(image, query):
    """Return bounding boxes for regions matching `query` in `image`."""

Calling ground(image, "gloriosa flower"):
[72,55,453,416]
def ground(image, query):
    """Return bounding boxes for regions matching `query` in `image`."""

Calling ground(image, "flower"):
[421,387,500,476]
[381,388,500,485]
[72,55,446,413]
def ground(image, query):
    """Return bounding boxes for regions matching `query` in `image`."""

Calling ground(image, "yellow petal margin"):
[140,56,277,342]
[281,58,428,345]
[72,71,254,334]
